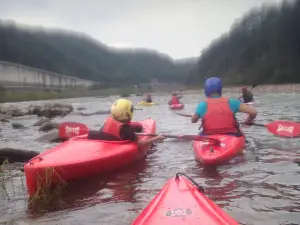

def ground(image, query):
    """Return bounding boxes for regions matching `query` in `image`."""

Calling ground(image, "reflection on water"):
[1,93,300,224]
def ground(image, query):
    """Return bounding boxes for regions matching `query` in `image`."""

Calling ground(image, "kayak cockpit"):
[85,122,144,141]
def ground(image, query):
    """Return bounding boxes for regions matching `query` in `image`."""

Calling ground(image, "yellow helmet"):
[110,98,134,122]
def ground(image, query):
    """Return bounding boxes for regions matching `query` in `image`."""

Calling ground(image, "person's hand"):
[243,119,253,127]
[156,134,166,141]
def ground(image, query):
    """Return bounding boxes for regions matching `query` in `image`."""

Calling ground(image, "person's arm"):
[121,125,165,147]
[191,113,200,123]
[137,135,165,147]
[191,102,205,123]
[239,103,257,124]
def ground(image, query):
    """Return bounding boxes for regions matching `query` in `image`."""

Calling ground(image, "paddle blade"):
[58,122,89,138]
[265,121,300,137]
[251,84,258,89]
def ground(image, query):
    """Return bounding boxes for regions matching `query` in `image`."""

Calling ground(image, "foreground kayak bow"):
[132,173,239,225]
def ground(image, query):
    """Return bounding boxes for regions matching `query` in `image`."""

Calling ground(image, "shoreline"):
[1,83,300,103]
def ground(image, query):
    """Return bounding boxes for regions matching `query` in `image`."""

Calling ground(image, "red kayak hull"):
[170,104,184,110]
[132,175,238,225]
[193,134,246,166]
[24,118,156,196]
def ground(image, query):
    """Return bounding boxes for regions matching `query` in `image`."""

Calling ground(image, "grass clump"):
[0,158,10,199]
[28,167,67,212]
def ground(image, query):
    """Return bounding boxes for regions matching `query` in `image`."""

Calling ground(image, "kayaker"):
[239,86,254,103]
[145,94,153,103]
[191,77,257,136]
[88,98,165,144]
[176,89,183,98]
[168,92,181,105]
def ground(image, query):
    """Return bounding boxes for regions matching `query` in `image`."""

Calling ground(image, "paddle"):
[245,120,300,138]
[138,133,220,144]
[174,112,192,118]
[58,122,221,144]
[173,113,300,138]
[249,83,258,91]
[58,122,89,139]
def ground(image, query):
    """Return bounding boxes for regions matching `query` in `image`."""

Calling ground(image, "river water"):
[1,92,300,225]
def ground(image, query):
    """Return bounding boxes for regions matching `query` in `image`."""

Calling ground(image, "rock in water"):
[0,148,39,164]
[0,118,10,123]
[35,131,67,143]
[11,122,26,129]
[38,122,59,132]
[33,117,51,126]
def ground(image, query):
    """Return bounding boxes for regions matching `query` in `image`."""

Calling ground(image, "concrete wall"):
[0,60,96,89]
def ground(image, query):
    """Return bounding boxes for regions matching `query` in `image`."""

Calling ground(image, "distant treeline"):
[187,0,300,86]
[0,20,196,87]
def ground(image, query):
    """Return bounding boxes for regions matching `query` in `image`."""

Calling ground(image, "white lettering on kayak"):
[165,208,192,217]
[277,124,294,134]
[65,126,80,136]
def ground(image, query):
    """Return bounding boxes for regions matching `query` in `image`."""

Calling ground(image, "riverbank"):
[0,87,135,103]
[1,83,300,103]
[183,83,300,95]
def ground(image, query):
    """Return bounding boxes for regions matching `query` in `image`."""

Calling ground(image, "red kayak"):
[170,104,184,110]
[24,118,156,196]
[193,134,246,166]
[132,173,239,225]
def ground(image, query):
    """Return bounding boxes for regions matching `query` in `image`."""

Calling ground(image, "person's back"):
[241,87,254,103]
[145,94,152,103]
[191,77,257,136]
[201,97,239,135]
[168,93,180,105]
[87,98,165,146]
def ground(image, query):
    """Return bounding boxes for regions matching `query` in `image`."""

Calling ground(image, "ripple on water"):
[1,93,300,224]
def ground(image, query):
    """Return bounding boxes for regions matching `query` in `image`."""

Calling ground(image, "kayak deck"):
[138,101,156,106]
[132,174,238,225]
[193,134,246,166]
[24,118,156,196]
[169,104,184,110]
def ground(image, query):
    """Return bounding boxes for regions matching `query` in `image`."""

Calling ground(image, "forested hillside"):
[0,20,196,86]
[187,0,300,86]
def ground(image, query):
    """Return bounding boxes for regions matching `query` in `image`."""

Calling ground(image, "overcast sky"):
[0,0,283,59]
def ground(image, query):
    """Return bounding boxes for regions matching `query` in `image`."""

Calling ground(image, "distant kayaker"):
[168,92,182,105]
[176,89,184,98]
[88,98,165,144]
[239,86,254,103]
[191,77,257,135]
[145,94,153,103]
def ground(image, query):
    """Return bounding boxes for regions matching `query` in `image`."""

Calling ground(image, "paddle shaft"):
[137,133,221,144]
[137,133,187,138]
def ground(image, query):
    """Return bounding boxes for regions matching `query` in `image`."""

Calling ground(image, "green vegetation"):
[0,86,139,102]
[0,20,195,86]
[187,0,300,86]
[29,167,66,212]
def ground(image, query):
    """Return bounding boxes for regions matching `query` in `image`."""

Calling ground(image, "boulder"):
[38,122,59,132]
[0,148,39,164]
[33,117,51,126]
[11,122,26,129]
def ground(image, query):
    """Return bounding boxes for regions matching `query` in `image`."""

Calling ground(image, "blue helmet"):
[204,77,222,97]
